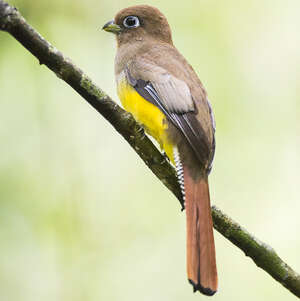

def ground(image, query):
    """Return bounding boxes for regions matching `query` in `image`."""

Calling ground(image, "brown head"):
[102,5,173,46]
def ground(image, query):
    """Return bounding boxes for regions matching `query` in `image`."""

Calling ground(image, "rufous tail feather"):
[184,165,218,296]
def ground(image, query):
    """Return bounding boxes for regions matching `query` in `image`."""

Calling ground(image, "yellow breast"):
[117,77,174,163]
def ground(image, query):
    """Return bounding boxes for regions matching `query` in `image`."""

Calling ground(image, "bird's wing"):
[125,59,214,169]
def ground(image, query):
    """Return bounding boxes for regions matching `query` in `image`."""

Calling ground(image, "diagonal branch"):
[0,0,299,297]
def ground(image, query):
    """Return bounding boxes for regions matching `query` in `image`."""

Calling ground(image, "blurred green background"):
[0,0,300,300]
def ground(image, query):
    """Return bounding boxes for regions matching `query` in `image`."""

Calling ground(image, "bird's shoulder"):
[137,43,202,84]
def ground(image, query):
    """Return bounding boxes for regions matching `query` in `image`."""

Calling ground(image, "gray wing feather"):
[127,59,195,113]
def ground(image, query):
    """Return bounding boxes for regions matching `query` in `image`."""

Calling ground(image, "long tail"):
[184,166,218,296]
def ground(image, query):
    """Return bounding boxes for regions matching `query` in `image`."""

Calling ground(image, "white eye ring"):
[123,16,140,28]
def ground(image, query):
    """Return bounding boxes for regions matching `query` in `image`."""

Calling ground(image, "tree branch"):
[1,0,299,297]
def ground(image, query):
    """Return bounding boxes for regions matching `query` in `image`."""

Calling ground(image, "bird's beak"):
[102,20,121,34]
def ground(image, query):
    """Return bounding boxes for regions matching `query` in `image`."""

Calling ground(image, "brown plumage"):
[103,5,217,295]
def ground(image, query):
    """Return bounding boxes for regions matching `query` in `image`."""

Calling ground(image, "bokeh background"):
[0,0,300,300]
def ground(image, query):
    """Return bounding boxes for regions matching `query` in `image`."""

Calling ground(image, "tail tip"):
[188,279,217,296]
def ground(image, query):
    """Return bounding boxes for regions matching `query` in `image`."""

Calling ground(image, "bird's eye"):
[123,16,140,28]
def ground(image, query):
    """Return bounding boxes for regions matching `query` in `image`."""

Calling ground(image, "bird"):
[103,5,217,296]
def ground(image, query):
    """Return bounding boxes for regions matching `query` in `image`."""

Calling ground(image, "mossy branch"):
[0,0,299,297]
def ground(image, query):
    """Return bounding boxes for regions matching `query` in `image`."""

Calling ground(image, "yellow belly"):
[117,79,174,163]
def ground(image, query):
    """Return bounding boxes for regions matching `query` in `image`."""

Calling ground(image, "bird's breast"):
[116,72,174,162]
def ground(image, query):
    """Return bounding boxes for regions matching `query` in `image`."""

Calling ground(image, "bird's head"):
[102,5,173,46]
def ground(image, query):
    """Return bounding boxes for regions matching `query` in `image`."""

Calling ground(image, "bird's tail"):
[184,166,218,296]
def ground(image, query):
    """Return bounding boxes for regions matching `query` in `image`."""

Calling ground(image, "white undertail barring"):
[173,147,186,205]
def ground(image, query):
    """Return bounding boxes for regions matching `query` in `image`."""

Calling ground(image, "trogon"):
[103,5,217,296]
